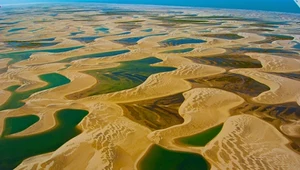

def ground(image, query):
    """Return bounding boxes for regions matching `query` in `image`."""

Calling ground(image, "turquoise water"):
[115,31,131,36]
[0,46,83,65]
[0,73,70,111]
[30,27,44,32]
[138,144,209,170]
[1,0,299,13]
[160,38,206,46]
[1,115,40,137]
[177,124,223,146]
[293,42,300,50]
[0,109,88,170]
[70,31,85,36]
[7,28,26,33]
[161,48,194,53]
[95,27,109,34]
[114,33,166,45]
[58,49,130,62]
[71,36,101,43]
[142,28,153,32]
[114,36,145,45]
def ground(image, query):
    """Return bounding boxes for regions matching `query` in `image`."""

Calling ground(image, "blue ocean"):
[1,0,300,13]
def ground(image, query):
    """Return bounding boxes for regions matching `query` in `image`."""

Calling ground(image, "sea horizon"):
[1,0,300,14]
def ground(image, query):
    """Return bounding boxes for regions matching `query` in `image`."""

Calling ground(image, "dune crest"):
[203,114,300,170]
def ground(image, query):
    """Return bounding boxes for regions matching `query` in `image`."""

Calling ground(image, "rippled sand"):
[0,3,299,170]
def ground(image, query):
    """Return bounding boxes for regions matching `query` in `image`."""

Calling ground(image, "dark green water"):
[58,49,130,63]
[177,124,223,146]
[160,38,206,46]
[71,36,101,43]
[138,144,209,170]
[201,33,244,40]
[238,47,298,54]
[0,109,88,170]
[1,115,39,137]
[0,46,83,65]
[162,48,194,53]
[0,73,70,111]
[7,28,26,33]
[67,57,176,99]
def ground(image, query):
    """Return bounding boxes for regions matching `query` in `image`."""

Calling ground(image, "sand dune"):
[16,102,151,170]
[147,88,244,149]
[231,69,300,105]
[203,114,300,170]
[246,53,300,73]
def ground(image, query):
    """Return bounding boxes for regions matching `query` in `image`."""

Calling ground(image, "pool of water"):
[138,144,209,170]
[1,115,39,137]
[201,33,244,40]
[0,46,83,65]
[176,124,223,146]
[71,36,101,43]
[5,41,59,49]
[162,48,194,53]
[0,73,70,111]
[67,57,176,99]
[293,42,300,50]
[142,28,153,32]
[187,54,262,69]
[7,27,26,33]
[95,27,109,34]
[114,33,166,45]
[70,31,84,36]
[115,31,131,36]
[238,47,298,54]
[189,73,270,98]
[253,34,294,44]
[0,109,88,170]
[160,38,206,46]
[120,93,184,130]
[58,49,130,63]
[114,36,145,45]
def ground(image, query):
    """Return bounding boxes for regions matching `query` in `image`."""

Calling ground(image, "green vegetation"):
[201,33,244,40]
[67,57,176,99]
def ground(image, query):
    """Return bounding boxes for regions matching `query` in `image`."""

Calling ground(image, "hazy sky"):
[1,0,299,13]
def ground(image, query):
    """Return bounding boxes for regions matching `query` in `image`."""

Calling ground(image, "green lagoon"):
[0,109,88,170]
[0,46,83,65]
[0,73,70,111]
[1,115,39,137]
[67,57,176,99]
[177,124,223,146]
[138,144,209,170]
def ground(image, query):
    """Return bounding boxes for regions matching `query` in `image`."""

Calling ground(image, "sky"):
[1,0,300,14]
